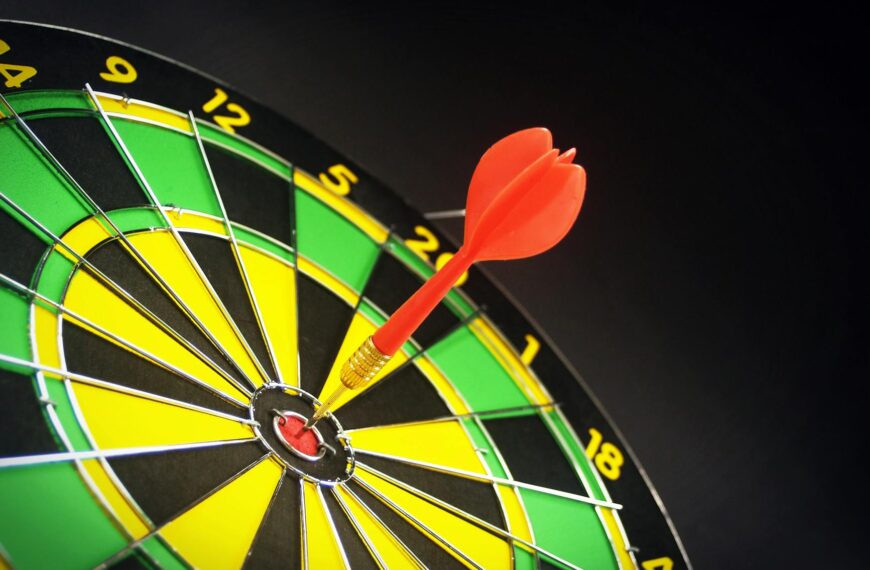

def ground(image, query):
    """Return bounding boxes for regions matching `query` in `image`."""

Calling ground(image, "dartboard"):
[0,21,690,570]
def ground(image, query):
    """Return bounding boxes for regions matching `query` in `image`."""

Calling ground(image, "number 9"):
[99,56,137,84]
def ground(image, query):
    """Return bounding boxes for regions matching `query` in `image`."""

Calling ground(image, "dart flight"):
[306,127,587,428]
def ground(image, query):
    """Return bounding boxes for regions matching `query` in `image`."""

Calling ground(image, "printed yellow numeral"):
[405,225,439,260]
[520,334,540,365]
[641,556,674,570]
[0,39,38,89]
[318,164,358,196]
[202,87,251,133]
[404,226,469,287]
[585,427,625,480]
[99,55,137,84]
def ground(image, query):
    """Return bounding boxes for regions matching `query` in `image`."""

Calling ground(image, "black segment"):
[363,251,459,348]
[338,362,450,429]
[181,233,276,381]
[296,273,354,395]
[322,489,379,570]
[348,479,465,570]
[243,475,301,570]
[0,207,50,288]
[203,142,294,245]
[0,369,60,457]
[360,454,506,530]
[85,239,246,387]
[63,322,245,417]
[484,414,585,494]
[27,115,150,212]
[108,441,263,525]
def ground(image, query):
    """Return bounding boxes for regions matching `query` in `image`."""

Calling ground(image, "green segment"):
[385,237,475,319]
[0,463,127,569]
[108,207,167,232]
[201,126,291,179]
[0,289,31,369]
[142,536,187,570]
[4,90,91,114]
[44,376,92,451]
[0,123,93,236]
[546,411,608,500]
[295,189,379,292]
[514,547,537,570]
[427,326,529,411]
[111,119,221,216]
[521,489,618,570]
[34,250,74,303]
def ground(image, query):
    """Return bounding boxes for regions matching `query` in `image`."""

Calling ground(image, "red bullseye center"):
[277,416,319,456]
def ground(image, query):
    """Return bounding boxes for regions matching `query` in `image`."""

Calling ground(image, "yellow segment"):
[239,243,298,385]
[32,306,61,368]
[294,170,388,243]
[469,318,551,405]
[412,356,470,415]
[72,383,251,449]
[82,459,149,539]
[318,313,408,410]
[64,269,248,404]
[160,458,282,570]
[498,486,534,544]
[59,217,113,258]
[97,95,192,133]
[350,419,486,475]
[357,468,512,569]
[601,508,638,570]
[303,482,348,569]
[334,485,423,569]
[297,256,358,306]
[165,208,228,235]
[127,230,266,386]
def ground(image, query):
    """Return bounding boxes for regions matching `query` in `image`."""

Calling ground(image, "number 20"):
[405,226,469,287]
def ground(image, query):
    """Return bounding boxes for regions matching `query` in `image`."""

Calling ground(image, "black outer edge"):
[0,19,690,568]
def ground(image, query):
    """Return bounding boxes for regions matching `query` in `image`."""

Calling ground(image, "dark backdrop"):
[2,3,866,568]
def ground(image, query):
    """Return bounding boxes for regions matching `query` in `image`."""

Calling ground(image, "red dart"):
[305,127,586,428]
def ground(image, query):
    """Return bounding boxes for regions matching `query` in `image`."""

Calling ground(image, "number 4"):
[0,39,38,89]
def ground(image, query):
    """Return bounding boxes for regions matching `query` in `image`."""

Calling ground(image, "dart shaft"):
[373,247,473,355]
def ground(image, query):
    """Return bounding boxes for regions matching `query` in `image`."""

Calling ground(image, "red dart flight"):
[306,127,586,428]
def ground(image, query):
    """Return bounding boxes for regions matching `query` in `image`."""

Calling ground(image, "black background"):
[2,3,866,568]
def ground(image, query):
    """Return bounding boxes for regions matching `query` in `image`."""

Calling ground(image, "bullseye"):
[249,384,354,483]
[273,411,323,460]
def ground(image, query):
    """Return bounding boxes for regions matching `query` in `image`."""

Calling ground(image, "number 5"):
[319,164,358,196]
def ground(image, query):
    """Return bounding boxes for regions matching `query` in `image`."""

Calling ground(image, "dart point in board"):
[304,127,586,430]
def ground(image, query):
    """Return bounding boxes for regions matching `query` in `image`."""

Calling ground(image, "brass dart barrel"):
[304,336,390,429]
